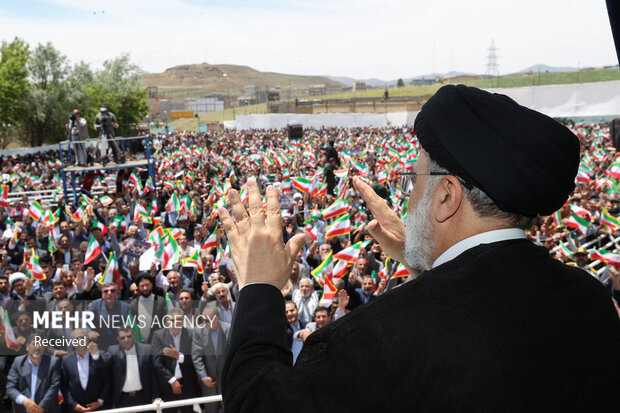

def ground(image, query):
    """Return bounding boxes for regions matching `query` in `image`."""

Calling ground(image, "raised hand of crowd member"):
[375,278,387,295]
[608,266,620,291]
[202,281,209,298]
[75,269,85,290]
[218,180,310,289]
[297,329,312,342]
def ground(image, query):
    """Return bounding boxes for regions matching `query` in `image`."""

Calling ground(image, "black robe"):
[223,239,620,412]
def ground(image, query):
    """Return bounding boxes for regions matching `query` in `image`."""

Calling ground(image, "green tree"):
[85,53,148,137]
[397,78,405,87]
[20,42,73,147]
[0,37,30,148]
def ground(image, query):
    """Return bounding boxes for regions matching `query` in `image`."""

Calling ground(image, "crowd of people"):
[0,120,619,412]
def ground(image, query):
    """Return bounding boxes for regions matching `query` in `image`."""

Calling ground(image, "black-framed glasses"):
[398,172,450,195]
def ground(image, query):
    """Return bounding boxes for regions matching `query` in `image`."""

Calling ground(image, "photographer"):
[65,109,88,166]
[94,102,123,165]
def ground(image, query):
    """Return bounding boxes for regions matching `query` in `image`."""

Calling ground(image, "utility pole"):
[485,39,500,87]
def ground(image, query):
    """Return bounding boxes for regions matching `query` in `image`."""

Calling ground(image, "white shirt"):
[77,352,90,390]
[168,331,185,384]
[432,228,526,269]
[122,345,143,392]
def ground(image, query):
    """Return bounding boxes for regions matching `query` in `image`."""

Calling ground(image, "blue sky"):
[0,0,616,79]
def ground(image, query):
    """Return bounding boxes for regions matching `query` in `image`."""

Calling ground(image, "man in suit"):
[218,85,620,412]
[284,301,305,364]
[291,307,332,344]
[60,328,110,412]
[192,306,230,413]
[86,282,131,351]
[199,283,235,325]
[130,274,167,344]
[6,333,62,413]
[152,308,199,413]
[104,327,158,408]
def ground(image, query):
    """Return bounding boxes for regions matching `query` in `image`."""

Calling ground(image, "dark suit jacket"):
[104,342,158,405]
[285,320,306,350]
[222,239,620,412]
[151,328,198,399]
[6,354,61,413]
[87,299,132,350]
[192,322,230,395]
[60,351,110,409]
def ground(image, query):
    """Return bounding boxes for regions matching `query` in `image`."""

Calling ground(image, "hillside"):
[142,63,345,100]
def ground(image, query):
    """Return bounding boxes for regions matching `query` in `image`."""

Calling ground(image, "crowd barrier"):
[96,395,222,413]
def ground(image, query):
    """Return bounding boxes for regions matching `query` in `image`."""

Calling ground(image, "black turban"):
[414,84,579,217]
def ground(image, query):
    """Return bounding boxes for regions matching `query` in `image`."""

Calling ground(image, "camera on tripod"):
[69,112,77,127]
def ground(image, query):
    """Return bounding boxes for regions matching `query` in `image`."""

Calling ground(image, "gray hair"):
[428,158,537,230]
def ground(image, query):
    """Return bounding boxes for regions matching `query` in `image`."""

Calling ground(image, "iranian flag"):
[182,249,204,274]
[392,263,410,278]
[98,252,122,289]
[319,276,338,308]
[325,214,351,238]
[333,240,371,263]
[201,229,217,251]
[84,235,102,265]
[0,185,9,208]
[310,206,322,221]
[293,177,312,193]
[99,195,114,206]
[311,251,333,287]
[113,216,127,232]
[322,199,348,219]
[0,307,20,351]
[601,208,619,231]
[311,180,327,198]
[558,241,574,259]
[92,219,108,236]
[567,212,590,236]
[351,160,369,176]
[552,210,563,229]
[166,293,175,312]
[29,250,45,280]
[167,193,182,212]
[29,201,44,221]
[334,169,348,179]
[144,176,155,193]
[331,259,350,278]
[162,236,180,270]
[590,249,620,267]
[569,203,592,219]
[304,224,321,241]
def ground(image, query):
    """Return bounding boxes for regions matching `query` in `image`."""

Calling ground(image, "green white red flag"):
[322,199,348,219]
[325,214,351,238]
[567,212,589,236]
[84,235,102,265]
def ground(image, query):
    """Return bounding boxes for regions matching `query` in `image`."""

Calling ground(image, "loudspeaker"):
[287,124,303,140]
[611,118,620,150]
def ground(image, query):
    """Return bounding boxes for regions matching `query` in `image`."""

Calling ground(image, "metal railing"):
[96,395,222,413]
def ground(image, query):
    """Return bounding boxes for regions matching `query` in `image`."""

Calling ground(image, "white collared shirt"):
[77,352,90,390]
[432,228,526,269]
[122,345,143,392]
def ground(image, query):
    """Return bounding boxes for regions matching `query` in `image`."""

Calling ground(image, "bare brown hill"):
[141,63,345,100]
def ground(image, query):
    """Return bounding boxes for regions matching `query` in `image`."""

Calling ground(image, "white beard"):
[403,185,435,271]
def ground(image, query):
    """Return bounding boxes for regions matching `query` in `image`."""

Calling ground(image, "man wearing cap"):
[94,103,123,165]
[219,85,620,412]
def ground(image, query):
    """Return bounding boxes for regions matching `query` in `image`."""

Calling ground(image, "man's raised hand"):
[219,180,310,289]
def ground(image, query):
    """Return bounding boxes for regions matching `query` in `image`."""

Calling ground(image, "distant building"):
[187,97,224,113]
[353,81,366,92]
[309,84,327,96]
[267,89,280,102]
[159,99,187,120]
[411,78,436,86]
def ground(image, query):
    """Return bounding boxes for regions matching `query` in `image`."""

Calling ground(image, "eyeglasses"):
[398,172,450,196]
[118,335,133,341]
